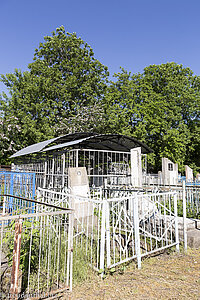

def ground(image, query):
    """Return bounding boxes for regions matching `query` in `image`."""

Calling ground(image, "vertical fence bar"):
[36,190,41,221]
[100,200,106,276]
[76,149,79,168]
[66,193,74,291]
[133,195,141,269]
[182,180,187,252]
[37,215,43,293]
[174,193,179,252]
[105,200,111,268]
[43,161,47,188]
[3,195,6,215]
[62,153,65,189]
[0,196,6,280]
[10,173,14,213]
[32,172,36,200]
[69,211,74,292]
[51,158,55,188]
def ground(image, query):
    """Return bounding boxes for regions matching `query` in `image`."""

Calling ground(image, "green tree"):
[0,106,22,164]
[106,63,200,172]
[0,26,109,163]
[55,101,107,135]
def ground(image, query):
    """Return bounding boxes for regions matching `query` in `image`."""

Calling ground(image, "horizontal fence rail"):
[37,188,183,275]
[13,149,132,190]
[1,183,193,294]
[157,185,200,219]
[0,171,35,198]
[0,194,74,299]
[101,191,180,270]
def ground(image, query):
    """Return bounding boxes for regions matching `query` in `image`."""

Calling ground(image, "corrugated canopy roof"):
[10,133,153,158]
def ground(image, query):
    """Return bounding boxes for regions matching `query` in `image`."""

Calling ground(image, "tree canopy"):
[0,26,109,159]
[0,27,199,174]
[105,63,200,172]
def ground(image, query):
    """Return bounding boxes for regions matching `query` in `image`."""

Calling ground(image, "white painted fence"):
[99,191,180,271]
[0,193,74,299]
[37,188,182,275]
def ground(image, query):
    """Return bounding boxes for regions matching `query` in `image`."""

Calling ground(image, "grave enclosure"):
[0,133,199,297]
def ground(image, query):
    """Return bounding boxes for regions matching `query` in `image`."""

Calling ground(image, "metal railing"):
[0,171,36,215]
[37,188,185,275]
[0,194,74,299]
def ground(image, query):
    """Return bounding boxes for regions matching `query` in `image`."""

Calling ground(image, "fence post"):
[0,196,6,279]
[69,210,74,292]
[3,196,6,216]
[174,193,179,252]
[51,158,55,188]
[62,153,66,189]
[133,195,141,269]
[66,194,74,292]
[10,172,14,212]
[105,200,111,268]
[43,161,47,188]
[36,190,41,221]
[100,200,106,277]
[182,180,187,252]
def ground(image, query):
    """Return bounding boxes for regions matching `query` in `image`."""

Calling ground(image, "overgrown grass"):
[73,241,97,284]
[71,247,200,299]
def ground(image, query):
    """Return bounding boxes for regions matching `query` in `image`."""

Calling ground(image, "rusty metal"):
[3,194,71,211]
[10,218,22,299]
[0,192,74,297]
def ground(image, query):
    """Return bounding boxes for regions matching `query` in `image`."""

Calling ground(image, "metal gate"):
[99,191,179,270]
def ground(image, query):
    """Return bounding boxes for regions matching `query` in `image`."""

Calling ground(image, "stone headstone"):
[68,167,93,218]
[131,147,142,187]
[185,165,193,182]
[162,158,178,186]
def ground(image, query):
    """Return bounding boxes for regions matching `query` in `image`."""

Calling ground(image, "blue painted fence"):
[0,171,36,213]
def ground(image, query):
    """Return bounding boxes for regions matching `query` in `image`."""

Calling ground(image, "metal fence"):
[37,188,181,274]
[99,190,179,270]
[36,183,198,279]
[37,188,103,273]
[1,184,190,295]
[151,184,200,219]
[13,149,132,190]
[0,172,36,214]
[1,172,198,297]
[184,185,199,218]
[0,194,73,299]
[120,183,200,220]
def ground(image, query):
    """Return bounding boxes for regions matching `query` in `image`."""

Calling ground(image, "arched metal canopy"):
[10,133,153,158]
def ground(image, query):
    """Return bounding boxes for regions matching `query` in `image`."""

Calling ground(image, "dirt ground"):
[67,248,200,300]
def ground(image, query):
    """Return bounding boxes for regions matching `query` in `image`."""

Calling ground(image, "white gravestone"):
[131,147,142,188]
[68,167,93,219]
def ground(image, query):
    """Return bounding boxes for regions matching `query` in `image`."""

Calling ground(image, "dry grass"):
[66,248,200,300]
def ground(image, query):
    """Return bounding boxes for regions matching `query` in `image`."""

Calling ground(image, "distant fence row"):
[0,170,199,298]
[0,171,36,214]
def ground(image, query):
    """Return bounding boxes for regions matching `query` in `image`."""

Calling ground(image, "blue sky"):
[1,0,200,93]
